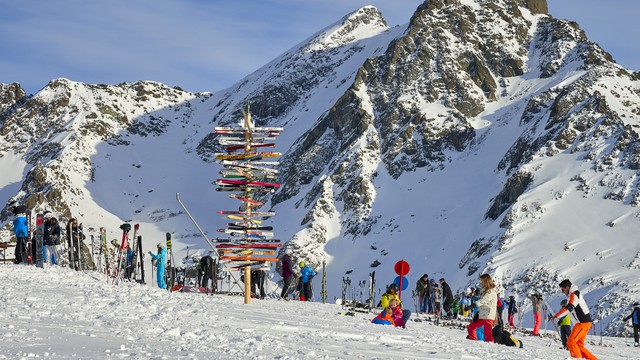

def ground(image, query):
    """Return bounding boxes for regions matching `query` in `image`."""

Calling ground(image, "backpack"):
[492,326,524,348]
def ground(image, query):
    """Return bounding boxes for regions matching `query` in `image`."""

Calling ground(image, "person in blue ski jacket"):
[623,302,640,347]
[11,205,29,264]
[298,261,315,301]
[149,243,167,289]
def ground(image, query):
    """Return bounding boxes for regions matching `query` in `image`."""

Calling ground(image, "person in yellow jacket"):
[380,283,411,327]
[558,299,572,350]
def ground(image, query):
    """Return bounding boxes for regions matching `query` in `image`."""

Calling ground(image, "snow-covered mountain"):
[1,0,639,335]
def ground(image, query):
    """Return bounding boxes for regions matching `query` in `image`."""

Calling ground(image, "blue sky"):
[1,0,637,95]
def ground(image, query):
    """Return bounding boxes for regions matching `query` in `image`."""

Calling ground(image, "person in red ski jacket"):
[551,279,598,360]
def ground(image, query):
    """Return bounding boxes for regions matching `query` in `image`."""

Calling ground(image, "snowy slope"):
[0,265,635,359]
[1,0,639,337]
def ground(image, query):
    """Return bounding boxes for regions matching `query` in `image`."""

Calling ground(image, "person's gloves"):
[547,313,554,322]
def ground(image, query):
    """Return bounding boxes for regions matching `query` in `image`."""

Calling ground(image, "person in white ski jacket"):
[467,273,498,342]
[552,279,597,360]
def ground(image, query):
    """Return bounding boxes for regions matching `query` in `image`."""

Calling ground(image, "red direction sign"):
[394,260,410,275]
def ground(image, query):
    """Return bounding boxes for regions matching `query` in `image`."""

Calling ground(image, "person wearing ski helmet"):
[149,243,167,289]
[298,261,315,301]
[467,273,498,342]
[623,302,640,347]
[551,279,597,360]
[380,283,412,327]
[557,299,572,349]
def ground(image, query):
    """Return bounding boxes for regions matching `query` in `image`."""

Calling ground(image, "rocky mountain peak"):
[304,6,388,52]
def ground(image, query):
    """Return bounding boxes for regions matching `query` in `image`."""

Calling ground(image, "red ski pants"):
[532,313,541,334]
[467,319,494,342]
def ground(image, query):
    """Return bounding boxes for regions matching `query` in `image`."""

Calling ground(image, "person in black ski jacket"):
[43,212,62,265]
[440,278,454,317]
[623,302,640,347]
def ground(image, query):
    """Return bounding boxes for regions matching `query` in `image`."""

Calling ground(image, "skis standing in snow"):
[66,218,83,270]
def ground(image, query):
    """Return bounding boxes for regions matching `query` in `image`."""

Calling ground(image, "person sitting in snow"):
[380,283,411,327]
[372,307,395,326]
[149,243,167,289]
[623,302,640,347]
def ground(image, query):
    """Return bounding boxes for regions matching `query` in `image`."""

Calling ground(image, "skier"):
[279,249,294,300]
[43,212,62,265]
[551,279,598,360]
[439,278,454,317]
[623,302,640,347]
[298,261,315,301]
[11,205,29,264]
[415,274,430,314]
[506,295,518,327]
[466,273,498,342]
[149,243,167,289]
[558,299,572,350]
[380,283,411,326]
[530,291,542,335]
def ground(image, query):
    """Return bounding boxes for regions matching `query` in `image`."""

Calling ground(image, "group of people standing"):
[463,275,602,359]
[414,274,454,316]
[10,205,84,269]
[279,249,315,301]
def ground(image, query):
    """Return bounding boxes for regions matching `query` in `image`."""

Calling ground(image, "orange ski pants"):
[567,322,598,360]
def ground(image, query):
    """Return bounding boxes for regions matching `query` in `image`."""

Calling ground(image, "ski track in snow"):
[0,265,635,359]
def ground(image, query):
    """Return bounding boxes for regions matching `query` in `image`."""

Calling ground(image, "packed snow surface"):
[0,265,635,359]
